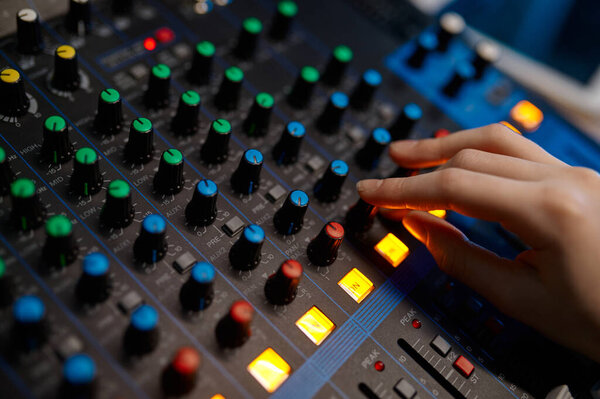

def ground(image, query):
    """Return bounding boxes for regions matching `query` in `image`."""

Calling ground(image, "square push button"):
[453,355,474,378]
[295,306,335,346]
[337,268,374,303]
[247,347,291,393]
[374,233,409,267]
[430,335,451,357]
[393,378,416,398]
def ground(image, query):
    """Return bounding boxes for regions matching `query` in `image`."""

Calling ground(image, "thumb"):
[402,211,535,317]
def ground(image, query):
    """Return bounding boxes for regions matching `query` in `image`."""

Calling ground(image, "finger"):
[389,123,565,169]
[402,211,544,320]
[437,148,558,181]
[378,208,410,221]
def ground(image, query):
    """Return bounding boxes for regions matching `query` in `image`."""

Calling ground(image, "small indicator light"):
[247,347,291,393]
[155,27,175,43]
[374,233,409,267]
[143,37,157,51]
[295,306,335,346]
[509,100,543,132]
[412,319,422,329]
[428,209,447,218]
[374,361,385,372]
[434,128,450,138]
[337,268,374,303]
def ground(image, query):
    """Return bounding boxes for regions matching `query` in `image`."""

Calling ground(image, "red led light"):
[143,37,157,51]
[155,27,175,43]
[434,129,450,138]
[412,319,422,329]
[374,361,385,372]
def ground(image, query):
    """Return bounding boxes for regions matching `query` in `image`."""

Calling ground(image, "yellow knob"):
[56,45,76,60]
[0,68,20,84]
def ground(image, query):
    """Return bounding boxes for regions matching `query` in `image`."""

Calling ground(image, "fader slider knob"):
[436,12,465,52]
[442,60,474,98]
[406,32,438,69]
[215,300,254,348]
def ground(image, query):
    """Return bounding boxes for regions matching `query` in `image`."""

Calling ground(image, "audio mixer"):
[0,0,599,398]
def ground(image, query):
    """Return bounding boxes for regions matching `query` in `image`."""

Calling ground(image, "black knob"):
[389,103,422,141]
[0,257,15,307]
[125,117,154,164]
[214,66,244,111]
[70,147,103,196]
[307,221,344,266]
[272,121,305,165]
[316,92,348,134]
[472,41,499,80]
[442,60,474,98]
[313,160,348,202]
[264,259,302,305]
[10,178,46,231]
[273,190,309,235]
[215,300,254,348]
[185,179,218,226]
[60,354,97,399]
[321,45,353,86]
[287,65,319,109]
[161,347,201,396]
[355,127,391,171]
[179,262,215,311]
[65,0,91,35]
[0,67,30,117]
[94,88,123,136]
[229,224,264,271]
[133,214,168,264]
[243,92,274,137]
[40,115,74,164]
[345,198,377,233]
[12,295,48,352]
[144,64,171,109]
[51,45,80,91]
[42,215,78,269]
[406,32,438,69]
[200,119,231,164]
[99,179,134,228]
[154,149,185,195]
[436,12,465,52]
[112,0,133,14]
[0,146,15,196]
[16,8,44,54]
[75,252,112,304]
[171,90,201,136]
[188,41,215,86]
[123,304,160,356]
[349,69,382,110]
[231,149,263,195]
[269,1,298,41]
[234,17,262,60]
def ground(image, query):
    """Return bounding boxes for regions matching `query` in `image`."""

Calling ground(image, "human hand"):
[356,123,600,362]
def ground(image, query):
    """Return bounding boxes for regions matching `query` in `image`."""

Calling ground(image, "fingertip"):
[356,179,383,194]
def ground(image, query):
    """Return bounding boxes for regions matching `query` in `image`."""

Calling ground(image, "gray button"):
[55,335,84,360]
[306,156,325,173]
[223,216,245,237]
[394,378,416,399]
[431,334,451,357]
[267,185,287,203]
[118,291,143,314]
[173,251,197,274]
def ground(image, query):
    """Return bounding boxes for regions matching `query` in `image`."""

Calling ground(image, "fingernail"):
[356,179,383,193]
[390,140,417,152]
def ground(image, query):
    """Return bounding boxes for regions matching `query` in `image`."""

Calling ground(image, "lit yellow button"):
[56,45,76,60]
[509,100,543,132]
[428,209,447,218]
[1,68,20,84]
[374,233,409,267]
[295,306,335,346]
[247,347,291,393]
[499,121,521,135]
[338,268,374,303]
[210,395,225,399]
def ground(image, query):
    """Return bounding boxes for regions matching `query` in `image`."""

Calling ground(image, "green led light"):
[243,17,263,35]
[181,90,201,106]
[212,119,231,134]
[163,149,183,165]
[256,92,274,108]
[301,66,319,83]
[333,45,353,63]
[152,64,171,79]
[44,115,66,132]
[0,257,5,278]
[75,147,97,165]
[132,117,152,133]
[100,88,120,103]
[10,178,35,198]
[45,215,72,238]
[225,66,244,83]
[0,146,6,163]
[108,180,130,199]
[278,1,298,17]
[196,41,215,57]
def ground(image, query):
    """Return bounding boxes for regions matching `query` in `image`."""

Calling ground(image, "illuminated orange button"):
[375,233,409,267]
[210,395,225,399]
[247,348,291,393]
[338,268,374,303]
[509,100,543,131]
[295,306,335,346]
[428,210,447,218]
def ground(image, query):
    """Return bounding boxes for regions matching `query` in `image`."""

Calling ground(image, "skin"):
[357,123,600,363]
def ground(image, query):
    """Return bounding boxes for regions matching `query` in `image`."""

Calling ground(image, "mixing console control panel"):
[0,0,599,398]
